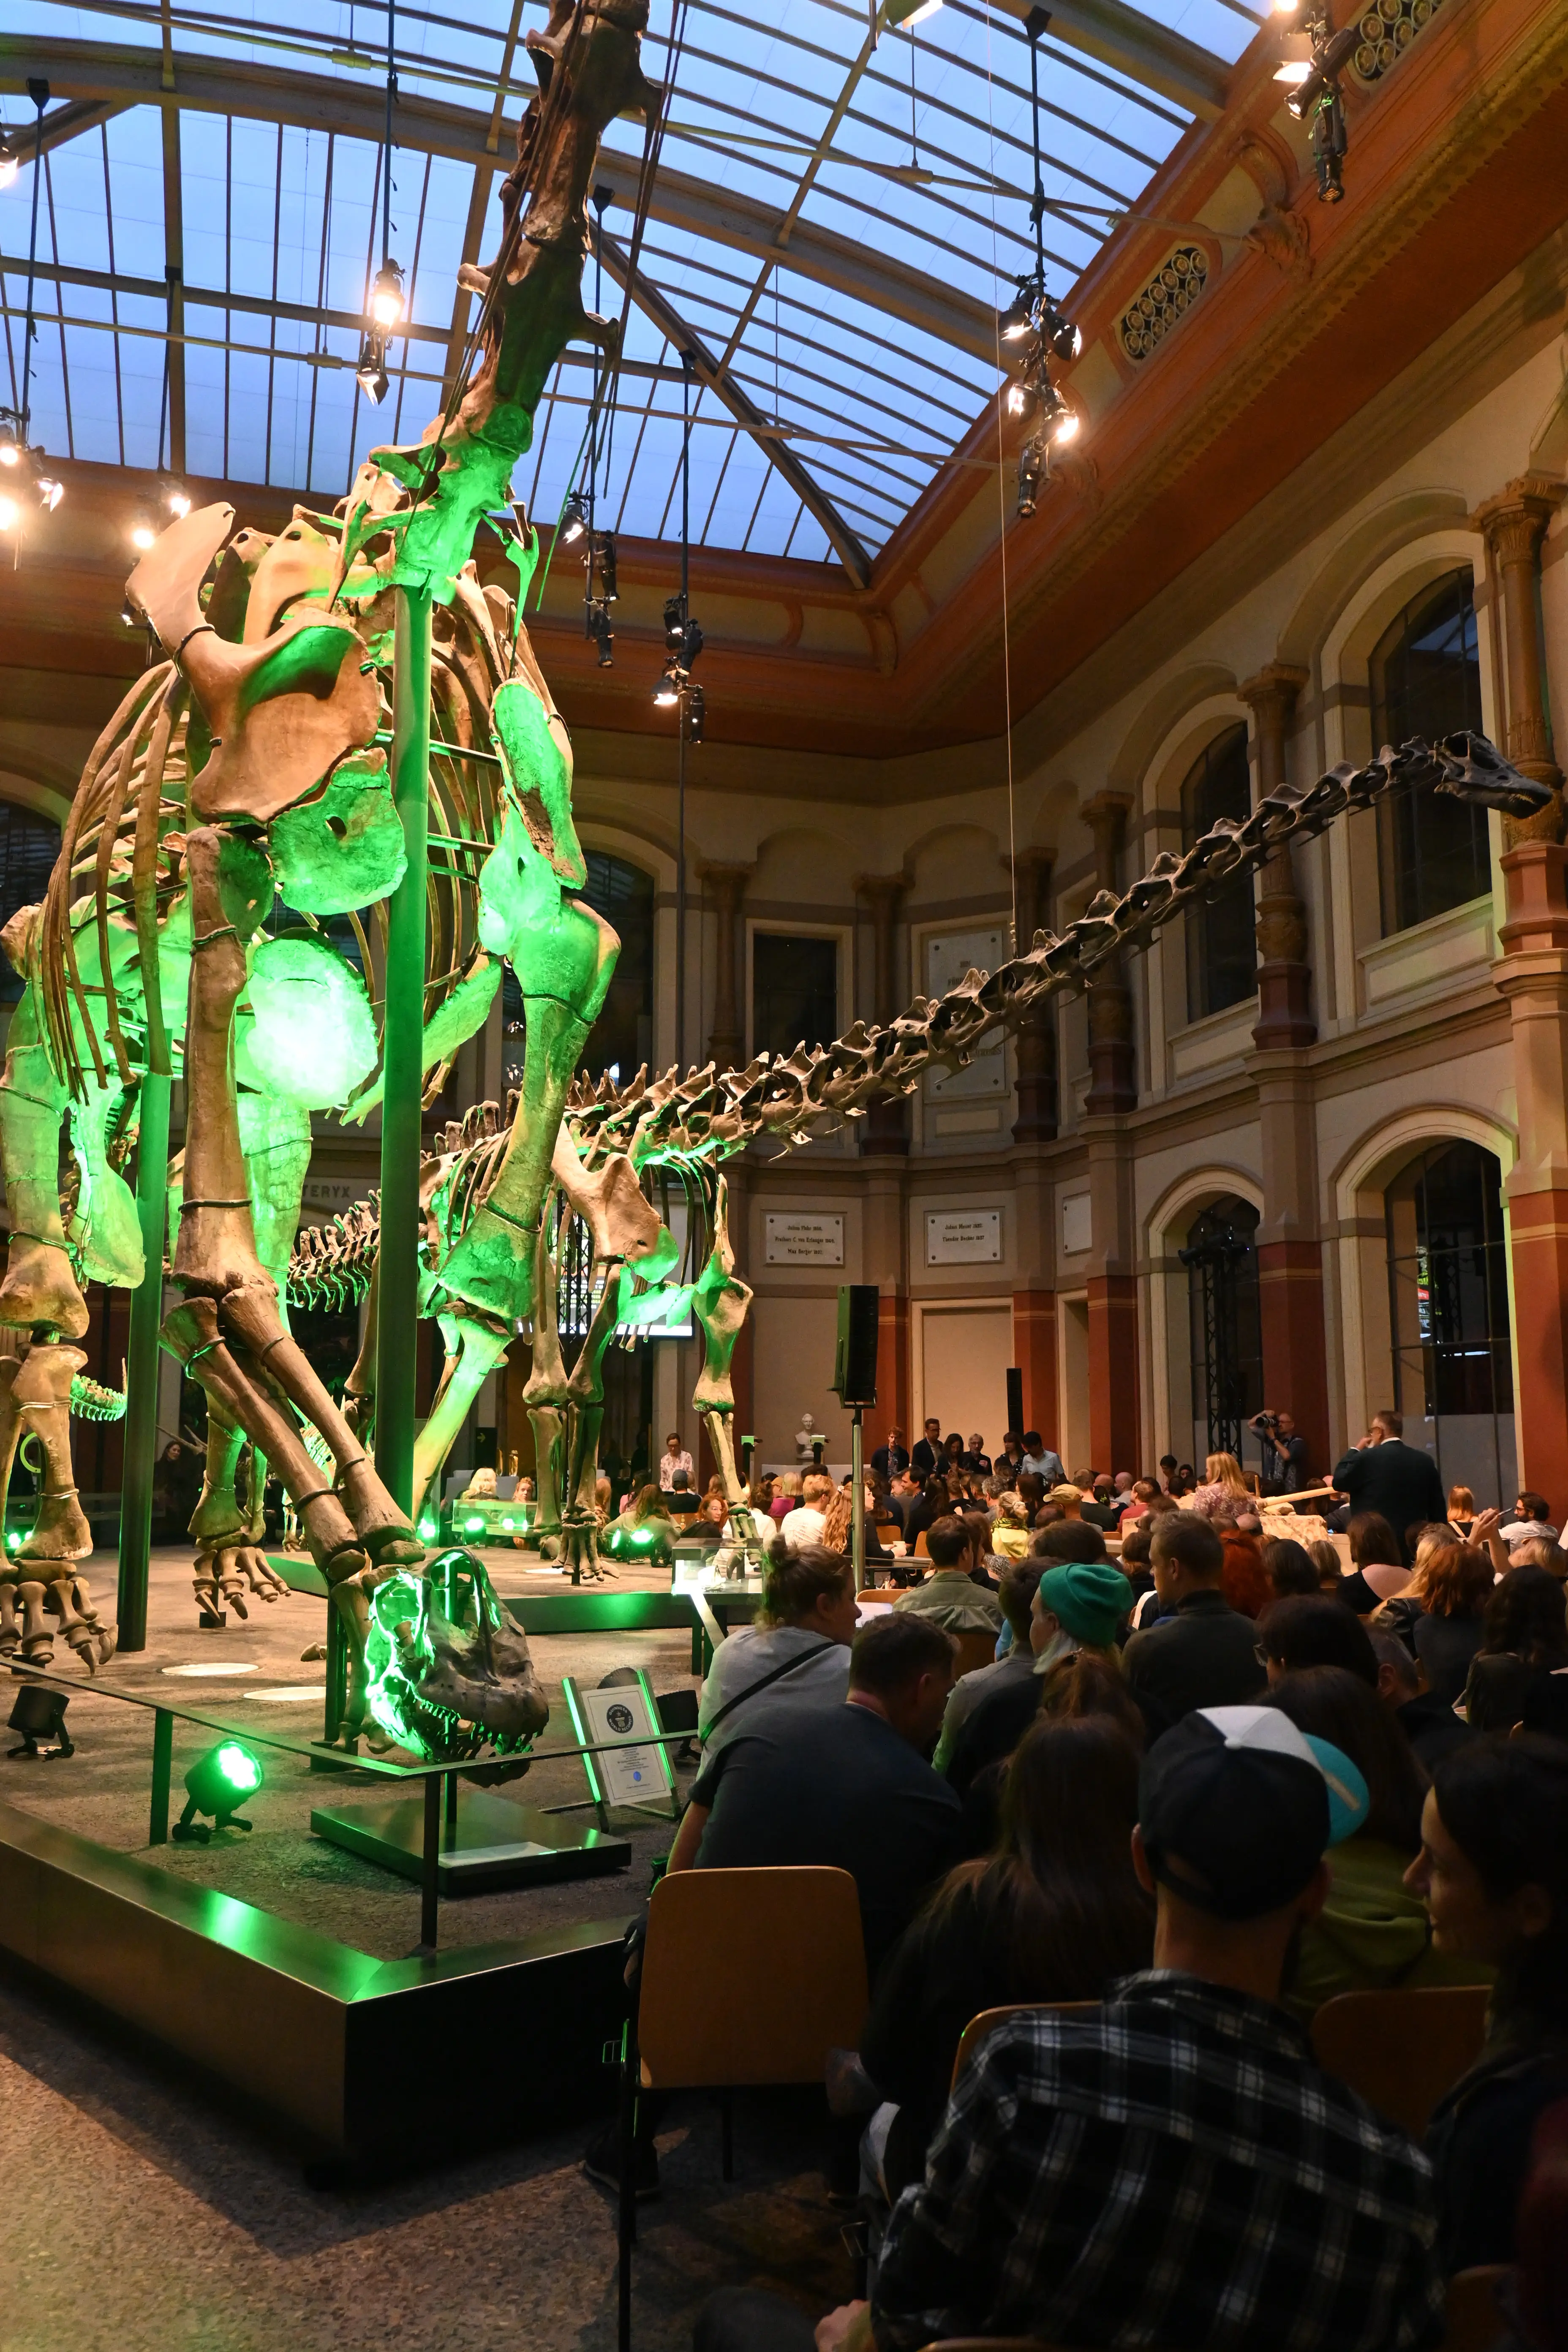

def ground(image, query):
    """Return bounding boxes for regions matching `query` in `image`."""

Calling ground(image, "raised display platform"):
[0,1797,634,2165]
[310,1788,631,1895]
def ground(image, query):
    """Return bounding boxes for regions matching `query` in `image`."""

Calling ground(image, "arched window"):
[1371,569,1488,934]
[1181,1195,1263,1466]
[0,803,63,1003]
[501,850,656,1090]
[1385,1140,1513,1502]
[1181,724,1255,1022]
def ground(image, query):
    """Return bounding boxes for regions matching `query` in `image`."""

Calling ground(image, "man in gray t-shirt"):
[698,1544,857,1753]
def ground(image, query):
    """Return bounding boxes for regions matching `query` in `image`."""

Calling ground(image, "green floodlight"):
[418,1517,438,1541]
[464,1514,484,1532]
[172,1739,264,1842]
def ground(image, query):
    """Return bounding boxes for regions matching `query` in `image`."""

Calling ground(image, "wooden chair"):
[616,1866,868,2350]
[951,1627,1001,1677]
[1310,1984,1489,2137]
[914,1530,931,1558]
[1443,2265,1510,2352]
[951,2002,1100,2086]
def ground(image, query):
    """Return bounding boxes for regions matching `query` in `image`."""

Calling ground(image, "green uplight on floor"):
[173,1740,265,1843]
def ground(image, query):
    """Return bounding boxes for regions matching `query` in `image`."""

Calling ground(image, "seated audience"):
[1117,1519,1154,1606]
[1263,1535,1323,1599]
[819,1479,898,1569]
[1168,1461,1197,1496]
[1015,1470,1047,1523]
[697,1542,855,1751]
[687,1492,728,1544]
[1266,1664,1487,2018]
[1032,1517,1108,1565]
[987,1487,1032,1560]
[1513,1536,1568,1583]
[1118,1476,1159,1525]
[1411,1736,1568,2271]
[781,1704,1444,2352]
[900,1473,950,1552]
[1309,1536,1347,1590]
[1447,1484,1477,1540]
[1079,1482,1123,1535]
[1500,1490,1561,1549]
[769,1471,800,1524]
[779,1469,833,1547]
[994,1432,1025,1486]
[1258,1594,1379,1685]
[933,1561,1042,1771]
[602,1481,676,1561]
[664,1468,700,1518]
[941,1552,1132,1809]
[1191,1448,1251,1518]
[1368,1628,1475,1772]
[671,1612,961,1983]
[1464,1566,1568,1734]
[1337,1510,1412,1615]
[892,1515,1003,1633]
[1217,1517,1271,1619]
[1048,1481,1085,1521]
[1121,1512,1267,1735]
[1405,1536,1494,1704]
[882,1468,923,1530]
[860,1716,1153,2201]
[1515,2096,1568,2352]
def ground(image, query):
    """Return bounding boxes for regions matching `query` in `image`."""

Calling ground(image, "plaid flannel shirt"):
[874,1970,1446,2352]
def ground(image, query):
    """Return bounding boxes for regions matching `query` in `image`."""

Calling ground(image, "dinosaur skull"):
[363,1547,549,1761]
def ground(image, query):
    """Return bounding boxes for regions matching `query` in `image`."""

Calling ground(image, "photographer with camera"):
[1249,1408,1310,1496]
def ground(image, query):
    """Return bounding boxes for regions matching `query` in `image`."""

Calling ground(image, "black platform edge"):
[0,1798,635,2162]
[270,1557,757,1635]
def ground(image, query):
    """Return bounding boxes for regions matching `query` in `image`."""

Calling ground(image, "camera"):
[1253,1410,1281,1435]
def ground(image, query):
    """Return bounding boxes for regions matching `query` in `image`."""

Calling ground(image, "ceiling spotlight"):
[0,496,19,534]
[885,0,943,23]
[130,509,158,550]
[587,602,615,667]
[560,488,588,545]
[1052,407,1081,445]
[163,481,191,518]
[355,335,390,403]
[0,133,20,193]
[1016,437,1044,521]
[685,681,706,745]
[1045,307,1083,363]
[120,600,140,628]
[0,419,18,468]
[653,659,682,708]
[172,1738,264,1841]
[35,473,64,513]
[1000,284,1035,343]
[1006,380,1028,417]
[1271,0,1302,11]
[1273,59,1312,81]
[368,257,405,330]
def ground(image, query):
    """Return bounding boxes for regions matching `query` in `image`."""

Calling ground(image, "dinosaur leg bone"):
[411,1312,511,1525]
[190,1402,287,1617]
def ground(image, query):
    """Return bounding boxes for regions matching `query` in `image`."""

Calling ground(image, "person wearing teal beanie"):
[1035,1560,1134,1658]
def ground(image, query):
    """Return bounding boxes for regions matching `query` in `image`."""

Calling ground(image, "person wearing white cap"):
[786,1704,1445,2352]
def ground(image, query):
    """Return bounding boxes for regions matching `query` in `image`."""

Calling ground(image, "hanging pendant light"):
[1,81,67,553]
[1000,15,1082,520]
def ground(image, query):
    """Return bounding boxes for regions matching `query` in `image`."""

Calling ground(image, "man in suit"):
[911,1417,944,1477]
[1329,1410,1448,1563]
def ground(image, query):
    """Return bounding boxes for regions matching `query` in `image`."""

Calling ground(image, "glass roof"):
[1,0,1260,570]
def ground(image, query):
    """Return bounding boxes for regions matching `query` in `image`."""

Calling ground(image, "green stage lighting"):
[172,1740,264,1842]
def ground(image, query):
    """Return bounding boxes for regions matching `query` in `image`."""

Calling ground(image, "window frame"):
[1179,722,1257,1026]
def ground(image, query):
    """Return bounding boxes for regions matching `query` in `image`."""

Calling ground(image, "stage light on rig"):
[0,415,18,467]
[130,506,159,550]
[163,480,191,519]
[1016,435,1045,520]
[0,132,21,193]
[653,657,681,709]
[355,336,390,404]
[172,1740,264,1841]
[0,495,19,536]
[560,488,588,545]
[884,0,943,24]
[368,258,405,329]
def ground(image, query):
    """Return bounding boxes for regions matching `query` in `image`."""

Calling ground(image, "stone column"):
[1010,847,1058,1145]
[1242,663,1314,1051]
[1086,1119,1141,1475]
[1081,794,1136,1116]
[1471,477,1565,843]
[1480,479,1568,1512]
[854,871,911,1156]
[698,862,752,1071]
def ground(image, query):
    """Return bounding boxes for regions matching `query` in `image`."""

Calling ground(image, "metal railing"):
[5,1661,692,1955]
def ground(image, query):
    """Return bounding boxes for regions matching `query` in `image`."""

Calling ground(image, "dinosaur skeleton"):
[288,728,1547,1561]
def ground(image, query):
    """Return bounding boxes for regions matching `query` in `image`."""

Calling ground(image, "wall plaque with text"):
[764,1211,845,1266]
[925,1208,1002,1265]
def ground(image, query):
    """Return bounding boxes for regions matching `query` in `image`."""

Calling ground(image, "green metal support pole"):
[149,1705,173,1845]
[375,583,432,1517]
[118,1069,172,1651]
[851,1406,866,1595]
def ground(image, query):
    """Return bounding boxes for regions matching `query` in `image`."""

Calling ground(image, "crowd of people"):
[593,1408,1568,2352]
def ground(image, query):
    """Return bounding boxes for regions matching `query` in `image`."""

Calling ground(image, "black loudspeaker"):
[833,1284,879,1408]
[1006,1367,1024,1439]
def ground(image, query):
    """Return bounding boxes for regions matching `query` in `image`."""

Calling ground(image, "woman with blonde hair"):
[1191,1451,1251,1518]
[820,1479,899,1570]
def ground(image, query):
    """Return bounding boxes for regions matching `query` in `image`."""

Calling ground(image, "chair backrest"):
[638,1866,868,2090]
[951,1627,1000,1677]
[1310,1985,1490,2137]
[1442,2265,1510,2352]
[951,2001,1101,2088]
[914,1530,931,1557]
[917,2340,1060,2350]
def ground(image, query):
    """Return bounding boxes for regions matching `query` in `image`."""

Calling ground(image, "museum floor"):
[1,1551,852,2351]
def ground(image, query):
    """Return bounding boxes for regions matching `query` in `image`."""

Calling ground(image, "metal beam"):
[160,101,184,473]
[0,38,997,362]
[11,95,131,161]
[599,234,874,590]
[989,0,1230,122]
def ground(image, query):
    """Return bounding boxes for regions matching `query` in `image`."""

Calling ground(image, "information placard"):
[563,1674,676,1814]
[764,1211,845,1266]
[925,1208,1002,1264]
